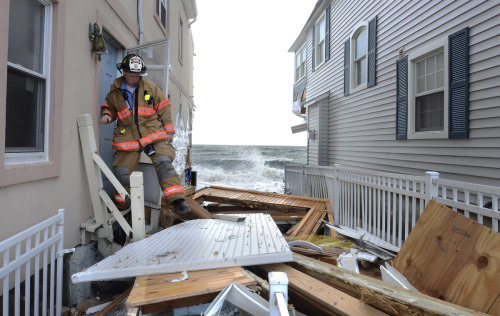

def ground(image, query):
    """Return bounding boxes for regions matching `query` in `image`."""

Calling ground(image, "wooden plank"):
[290,253,487,316]
[182,197,213,219]
[289,206,328,237]
[127,267,256,312]
[258,263,388,316]
[96,288,132,316]
[393,200,500,314]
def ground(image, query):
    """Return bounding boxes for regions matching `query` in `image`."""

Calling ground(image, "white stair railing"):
[77,114,145,243]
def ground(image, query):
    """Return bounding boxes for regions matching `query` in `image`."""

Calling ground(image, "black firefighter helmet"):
[117,54,148,76]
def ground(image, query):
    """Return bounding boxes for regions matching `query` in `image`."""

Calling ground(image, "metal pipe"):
[138,0,143,44]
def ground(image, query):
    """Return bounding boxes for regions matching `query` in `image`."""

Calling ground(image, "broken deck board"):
[393,200,500,314]
[258,263,388,316]
[290,253,487,316]
[192,186,334,236]
[126,267,256,314]
[72,213,292,283]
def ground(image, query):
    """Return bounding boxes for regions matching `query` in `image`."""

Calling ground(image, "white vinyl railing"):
[285,164,500,248]
[0,210,69,316]
[77,114,146,243]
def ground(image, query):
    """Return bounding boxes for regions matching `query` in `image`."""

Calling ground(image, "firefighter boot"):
[172,199,191,214]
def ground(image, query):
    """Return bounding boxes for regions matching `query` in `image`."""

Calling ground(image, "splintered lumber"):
[289,253,487,316]
[287,204,328,237]
[393,200,500,314]
[258,263,388,316]
[95,288,132,316]
[126,267,257,314]
[183,197,213,219]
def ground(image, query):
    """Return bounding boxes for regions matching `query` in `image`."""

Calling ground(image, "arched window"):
[350,23,368,92]
[353,27,367,86]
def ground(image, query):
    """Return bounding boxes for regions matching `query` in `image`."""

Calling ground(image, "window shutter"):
[367,16,377,87]
[325,4,331,61]
[312,25,316,72]
[344,39,350,96]
[448,27,470,139]
[396,56,408,140]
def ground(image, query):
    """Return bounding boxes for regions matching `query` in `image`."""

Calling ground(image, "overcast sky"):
[190,0,316,146]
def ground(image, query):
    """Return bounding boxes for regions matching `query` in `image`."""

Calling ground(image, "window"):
[415,51,445,132]
[6,0,52,164]
[344,16,377,96]
[311,4,330,72]
[178,17,183,63]
[353,27,367,87]
[156,0,167,29]
[295,45,306,82]
[315,14,326,67]
[396,27,470,140]
[408,44,448,139]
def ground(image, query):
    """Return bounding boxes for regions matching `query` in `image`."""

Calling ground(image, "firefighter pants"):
[112,141,185,209]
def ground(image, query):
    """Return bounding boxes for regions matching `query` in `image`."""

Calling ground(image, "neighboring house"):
[289,0,500,186]
[0,0,196,305]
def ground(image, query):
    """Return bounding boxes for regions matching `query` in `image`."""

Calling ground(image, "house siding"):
[301,0,500,186]
[0,0,196,250]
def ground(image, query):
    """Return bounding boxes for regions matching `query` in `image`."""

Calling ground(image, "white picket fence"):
[0,210,67,316]
[285,164,500,248]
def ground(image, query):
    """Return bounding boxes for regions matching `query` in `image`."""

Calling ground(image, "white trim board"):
[72,213,292,283]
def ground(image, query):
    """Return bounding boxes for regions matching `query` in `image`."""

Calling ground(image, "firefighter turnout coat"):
[101,76,175,151]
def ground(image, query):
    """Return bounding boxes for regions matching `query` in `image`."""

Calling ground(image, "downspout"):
[138,0,143,44]
[188,0,197,27]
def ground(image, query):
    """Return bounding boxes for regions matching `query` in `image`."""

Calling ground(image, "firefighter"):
[100,54,190,214]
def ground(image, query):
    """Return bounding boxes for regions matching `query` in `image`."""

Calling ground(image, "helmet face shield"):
[117,54,148,76]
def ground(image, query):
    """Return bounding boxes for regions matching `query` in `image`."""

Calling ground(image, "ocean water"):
[190,145,306,193]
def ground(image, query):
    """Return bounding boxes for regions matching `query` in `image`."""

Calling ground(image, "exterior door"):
[99,38,118,196]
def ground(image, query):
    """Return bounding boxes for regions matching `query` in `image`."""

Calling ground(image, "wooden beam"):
[258,263,388,316]
[199,195,310,213]
[289,253,487,316]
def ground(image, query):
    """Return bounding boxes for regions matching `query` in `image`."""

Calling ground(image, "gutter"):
[188,0,198,27]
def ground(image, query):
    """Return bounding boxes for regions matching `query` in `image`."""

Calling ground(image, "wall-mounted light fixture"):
[308,129,317,140]
[88,23,108,61]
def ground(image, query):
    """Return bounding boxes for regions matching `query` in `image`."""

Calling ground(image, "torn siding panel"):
[72,213,292,283]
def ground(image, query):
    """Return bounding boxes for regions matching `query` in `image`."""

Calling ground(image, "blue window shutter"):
[312,25,316,72]
[325,4,331,61]
[396,56,408,140]
[344,39,350,96]
[367,16,377,87]
[448,27,470,139]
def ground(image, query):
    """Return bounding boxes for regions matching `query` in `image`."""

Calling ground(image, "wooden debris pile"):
[89,187,495,315]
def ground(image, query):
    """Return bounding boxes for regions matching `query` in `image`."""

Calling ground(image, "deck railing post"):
[130,172,146,241]
[333,164,341,226]
[76,114,108,230]
[425,171,440,205]
[301,164,306,197]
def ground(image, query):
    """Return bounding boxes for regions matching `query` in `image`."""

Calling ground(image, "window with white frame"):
[295,45,306,82]
[415,51,445,132]
[350,23,368,91]
[156,0,167,29]
[315,14,326,67]
[6,0,52,164]
[408,44,448,139]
